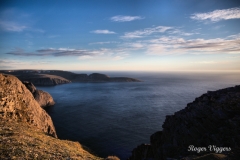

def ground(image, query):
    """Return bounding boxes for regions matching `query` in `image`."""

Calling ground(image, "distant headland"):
[0,70,141,86]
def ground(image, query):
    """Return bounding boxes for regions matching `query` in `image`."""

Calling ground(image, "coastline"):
[0,73,239,159]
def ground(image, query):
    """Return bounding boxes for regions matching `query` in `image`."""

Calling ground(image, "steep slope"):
[129,85,240,160]
[0,74,104,160]
[22,81,55,108]
[0,74,57,137]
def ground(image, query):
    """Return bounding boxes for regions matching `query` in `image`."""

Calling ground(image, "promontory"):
[0,73,119,160]
[0,70,141,86]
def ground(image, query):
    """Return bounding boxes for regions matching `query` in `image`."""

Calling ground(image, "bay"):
[38,71,240,159]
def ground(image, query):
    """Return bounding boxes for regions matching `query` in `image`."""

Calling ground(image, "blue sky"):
[0,0,240,71]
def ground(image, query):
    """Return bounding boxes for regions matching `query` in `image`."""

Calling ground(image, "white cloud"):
[191,7,240,22]
[89,41,119,45]
[0,21,27,32]
[91,30,116,34]
[121,26,172,39]
[78,55,93,60]
[145,35,240,55]
[110,15,144,22]
[168,29,196,36]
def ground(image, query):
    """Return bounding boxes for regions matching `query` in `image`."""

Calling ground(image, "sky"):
[0,0,240,72]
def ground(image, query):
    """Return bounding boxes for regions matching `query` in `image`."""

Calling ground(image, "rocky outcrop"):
[129,85,240,160]
[22,81,55,108]
[22,81,37,93]
[0,74,57,137]
[34,90,55,108]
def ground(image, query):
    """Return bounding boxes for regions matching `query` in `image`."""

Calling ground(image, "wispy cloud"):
[0,9,44,33]
[89,41,119,45]
[0,21,27,32]
[110,15,144,22]
[0,59,54,69]
[6,48,95,57]
[191,7,240,22]
[121,26,172,39]
[0,20,45,33]
[0,59,28,69]
[145,34,240,55]
[5,47,128,61]
[91,30,116,34]
[168,29,196,36]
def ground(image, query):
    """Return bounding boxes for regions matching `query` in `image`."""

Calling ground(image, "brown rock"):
[22,81,36,93]
[22,81,55,108]
[34,90,55,108]
[0,74,57,138]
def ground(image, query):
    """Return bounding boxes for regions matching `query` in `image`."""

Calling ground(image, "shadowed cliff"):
[129,85,240,160]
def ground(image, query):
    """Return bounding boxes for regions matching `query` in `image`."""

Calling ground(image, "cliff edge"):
[0,74,57,137]
[22,81,55,108]
[129,85,240,160]
[0,74,105,159]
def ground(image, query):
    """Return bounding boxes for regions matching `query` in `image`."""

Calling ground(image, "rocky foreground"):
[0,74,119,160]
[0,70,141,86]
[129,85,240,160]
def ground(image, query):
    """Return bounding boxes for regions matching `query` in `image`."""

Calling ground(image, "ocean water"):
[38,71,240,159]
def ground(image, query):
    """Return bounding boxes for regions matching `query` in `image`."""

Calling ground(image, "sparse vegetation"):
[0,118,103,160]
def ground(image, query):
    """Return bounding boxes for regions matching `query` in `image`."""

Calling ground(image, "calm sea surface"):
[38,71,240,159]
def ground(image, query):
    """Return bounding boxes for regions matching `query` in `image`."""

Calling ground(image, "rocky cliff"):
[0,74,57,137]
[22,81,55,108]
[0,74,106,159]
[129,85,240,160]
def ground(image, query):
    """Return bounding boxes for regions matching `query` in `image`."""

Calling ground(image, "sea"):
[38,71,240,159]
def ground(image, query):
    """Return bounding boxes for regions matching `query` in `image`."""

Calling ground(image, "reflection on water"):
[39,72,240,159]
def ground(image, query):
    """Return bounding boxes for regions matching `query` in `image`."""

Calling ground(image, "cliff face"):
[22,81,55,108]
[0,73,105,160]
[0,74,57,137]
[129,85,240,160]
